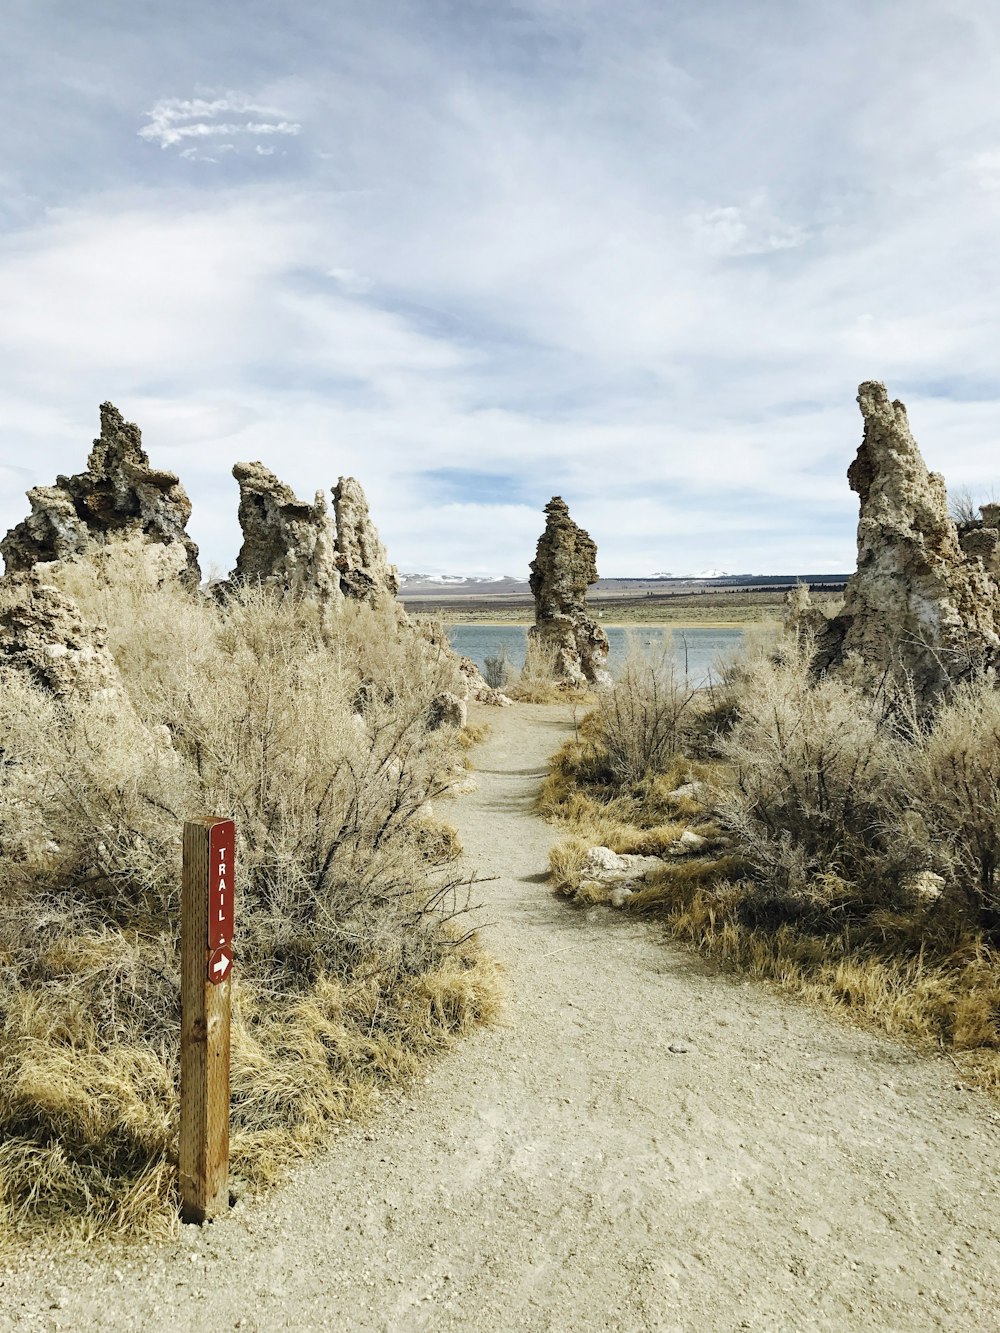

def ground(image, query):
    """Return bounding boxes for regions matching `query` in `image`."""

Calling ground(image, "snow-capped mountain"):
[398,572,530,596]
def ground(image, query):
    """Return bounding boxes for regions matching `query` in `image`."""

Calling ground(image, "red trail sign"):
[207,819,235,983]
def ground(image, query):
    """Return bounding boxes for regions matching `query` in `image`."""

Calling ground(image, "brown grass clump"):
[505,636,594,704]
[456,720,492,749]
[0,549,499,1245]
[410,815,464,863]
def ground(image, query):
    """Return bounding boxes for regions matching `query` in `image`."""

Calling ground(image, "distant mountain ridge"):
[399,572,529,595]
[399,571,850,598]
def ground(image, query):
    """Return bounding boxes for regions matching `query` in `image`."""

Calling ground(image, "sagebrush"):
[543,628,1000,1089]
[0,548,499,1243]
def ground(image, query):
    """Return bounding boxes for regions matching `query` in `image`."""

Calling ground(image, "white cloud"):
[686,198,809,257]
[5,2,1000,577]
[139,93,302,160]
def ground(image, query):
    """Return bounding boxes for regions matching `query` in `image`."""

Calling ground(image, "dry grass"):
[411,815,464,863]
[456,720,492,750]
[505,636,594,705]
[541,709,721,868]
[622,869,1000,1092]
[897,680,1000,922]
[0,545,501,1246]
[541,636,1000,1098]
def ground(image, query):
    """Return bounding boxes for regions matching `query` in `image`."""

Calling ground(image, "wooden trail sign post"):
[180,816,235,1224]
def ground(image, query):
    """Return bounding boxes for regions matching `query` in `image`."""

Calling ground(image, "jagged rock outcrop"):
[455,654,512,707]
[956,502,1000,579]
[229,462,340,602]
[1,403,200,587]
[427,691,468,730]
[333,477,400,606]
[814,381,1000,700]
[783,583,828,642]
[528,497,611,688]
[0,571,124,700]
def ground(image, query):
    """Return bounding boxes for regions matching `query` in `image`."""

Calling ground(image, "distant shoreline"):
[401,586,832,629]
[424,618,778,632]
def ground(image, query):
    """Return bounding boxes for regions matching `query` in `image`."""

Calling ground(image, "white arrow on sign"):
[212,951,231,981]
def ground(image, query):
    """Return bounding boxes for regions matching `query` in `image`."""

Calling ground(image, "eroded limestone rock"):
[783,583,829,642]
[957,501,1000,580]
[427,691,468,730]
[230,462,340,602]
[454,654,513,707]
[0,572,124,700]
[528,497,611,688]
[1,403,200,587]
[333,477,400,606]
[905,870,946,903]
[813,382,1000,700]
[580,846,664,883]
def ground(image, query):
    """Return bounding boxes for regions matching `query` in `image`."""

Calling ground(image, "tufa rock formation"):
[956,501,1000,579]
[0,571,124,701]
[427,690,469,730]
[529,497,611,688]
[225,464,510,705]
[814,381,1000,700]
[333,477,400,606]
[783,583,828,643]
[1,403,201,587]
[230,462,340,602]
[227,468,401,609]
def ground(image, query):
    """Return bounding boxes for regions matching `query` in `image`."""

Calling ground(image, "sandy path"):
[3,702,1000,1332]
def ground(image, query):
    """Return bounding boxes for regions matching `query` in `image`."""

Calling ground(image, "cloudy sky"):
[3,0,1000,577]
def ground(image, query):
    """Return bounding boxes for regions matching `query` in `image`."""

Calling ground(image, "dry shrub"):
[541,717,719,857]
[900,679,1000,924]
[540,621,1000,1090]
[715,640,915,909]
[0,550,499,1243]
[506,636,591,704]
[596,643,701,784]
[482,642,513,691]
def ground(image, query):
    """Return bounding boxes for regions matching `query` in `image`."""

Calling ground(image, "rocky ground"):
[2,702,999,1332]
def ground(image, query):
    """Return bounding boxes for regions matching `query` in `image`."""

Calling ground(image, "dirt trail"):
[3,702,1000,1332]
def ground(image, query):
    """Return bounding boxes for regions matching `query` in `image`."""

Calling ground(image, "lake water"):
[447,623,746,685]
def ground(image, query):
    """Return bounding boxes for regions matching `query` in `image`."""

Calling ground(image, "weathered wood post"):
[180,816,235,1223]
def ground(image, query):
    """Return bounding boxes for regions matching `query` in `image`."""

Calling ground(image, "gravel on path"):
[2,701,999,1332]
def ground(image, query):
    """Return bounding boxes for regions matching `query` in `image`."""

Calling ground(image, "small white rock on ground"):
[1,702,999,1332]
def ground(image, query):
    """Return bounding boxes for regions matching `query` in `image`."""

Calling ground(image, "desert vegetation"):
[0,545,499,1245]
[543,629,1000,1093]
[544,383,1000,1092]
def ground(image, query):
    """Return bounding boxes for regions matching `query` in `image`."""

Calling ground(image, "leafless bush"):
[949,485,983,529]
[596,643,700,784]
[482,642,513,691]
